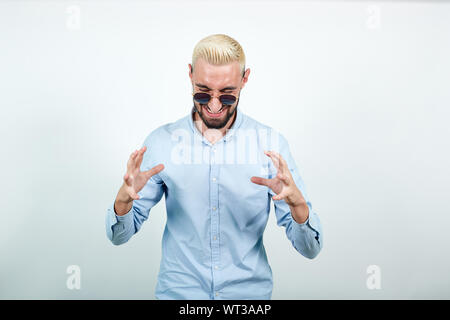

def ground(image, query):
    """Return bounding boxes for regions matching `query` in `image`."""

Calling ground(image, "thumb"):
[250,176,270,187]
[144,163,165,179]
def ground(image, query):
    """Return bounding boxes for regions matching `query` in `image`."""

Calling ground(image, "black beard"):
[194,98,239,129]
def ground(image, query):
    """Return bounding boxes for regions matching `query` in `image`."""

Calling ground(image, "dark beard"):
[194,98,239,129]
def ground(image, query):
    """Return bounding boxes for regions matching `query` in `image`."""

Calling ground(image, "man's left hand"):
[250,151,309,224]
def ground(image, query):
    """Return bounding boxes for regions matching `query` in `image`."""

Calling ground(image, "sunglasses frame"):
[192,92,238,106]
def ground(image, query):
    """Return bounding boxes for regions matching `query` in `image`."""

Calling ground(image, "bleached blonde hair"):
[192,34,246,76]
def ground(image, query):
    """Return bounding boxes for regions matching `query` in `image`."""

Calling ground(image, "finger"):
[123,173,132,186]
[272,192,286,201]
[268,151,284,169]
[266,151,289,175]
[127,150,138,171]
[276,172,290,184]
[125,176,140,200]
[266,150,284,168]
[250,176,271,187]
[135,146,147,169]
[264,150,280,171]
[129,189,140,200]
[144,163,165,179]
[278,154,290,174]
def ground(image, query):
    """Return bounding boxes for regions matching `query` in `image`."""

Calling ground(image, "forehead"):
[193,58,241,89]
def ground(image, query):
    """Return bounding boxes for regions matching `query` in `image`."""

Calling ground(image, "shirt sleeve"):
[269,132,323,259]
[105,138,165,246]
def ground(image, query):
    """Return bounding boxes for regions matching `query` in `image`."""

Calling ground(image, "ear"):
[240,68,251,89]
[188,63,193,81]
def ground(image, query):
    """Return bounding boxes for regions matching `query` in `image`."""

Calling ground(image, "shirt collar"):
[189,106,244,144]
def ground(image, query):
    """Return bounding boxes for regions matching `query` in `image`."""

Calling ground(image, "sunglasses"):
[193,92,237,106]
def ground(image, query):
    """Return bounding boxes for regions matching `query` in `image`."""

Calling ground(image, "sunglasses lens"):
[193,93,211,104]
[219,95,236,105]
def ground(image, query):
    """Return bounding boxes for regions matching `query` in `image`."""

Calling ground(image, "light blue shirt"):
[105,107,323,300]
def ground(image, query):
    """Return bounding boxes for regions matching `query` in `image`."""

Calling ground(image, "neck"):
[193,108,237,144]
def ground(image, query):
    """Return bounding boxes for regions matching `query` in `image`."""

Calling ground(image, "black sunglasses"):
[193,92,237,106]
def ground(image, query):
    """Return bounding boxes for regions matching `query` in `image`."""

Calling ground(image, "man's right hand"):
[114,146,164,215]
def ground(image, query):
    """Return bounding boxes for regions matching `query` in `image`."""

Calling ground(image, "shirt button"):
[212,207,217,211]
[212,177,217,182]
[215,292,219,297]
[213,236,217,240]
[214,265,219,270]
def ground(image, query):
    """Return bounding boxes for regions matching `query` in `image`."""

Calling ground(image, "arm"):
[272,172,323,259]
[251,134,323,259]
[105,143,165,246]
[106,173,165,245]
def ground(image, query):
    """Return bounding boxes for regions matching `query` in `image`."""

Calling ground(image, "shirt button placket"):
[209,144,220,298]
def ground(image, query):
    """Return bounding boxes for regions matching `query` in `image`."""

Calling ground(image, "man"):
[106,34,323,300]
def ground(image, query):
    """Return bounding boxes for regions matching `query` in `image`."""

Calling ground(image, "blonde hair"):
[192,34,246,76]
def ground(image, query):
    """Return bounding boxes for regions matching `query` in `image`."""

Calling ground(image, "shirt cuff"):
[292,214,310,227]
[107,202,134,226]
[291,204,320,235]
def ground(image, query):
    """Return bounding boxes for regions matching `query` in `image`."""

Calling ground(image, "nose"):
[208,96,222,112]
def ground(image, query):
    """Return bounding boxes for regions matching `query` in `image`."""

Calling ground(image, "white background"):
[1,0,449,299]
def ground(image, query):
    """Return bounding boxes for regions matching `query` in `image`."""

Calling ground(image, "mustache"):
[206,104,225,112]
[203,104,228,114]
[193,103,229,114]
